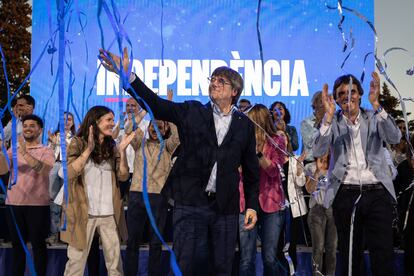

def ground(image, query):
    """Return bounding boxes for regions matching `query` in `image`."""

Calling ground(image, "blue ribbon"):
[10,116,18,188]
[160,0,165,66]
[0,44,17,187]
[98,1,180,273]
[256,0,264,79]
[56,0,70,231]
[0,178,37,276]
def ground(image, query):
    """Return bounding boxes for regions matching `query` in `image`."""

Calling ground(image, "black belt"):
[205,191,216,200]
[341,183,383,191]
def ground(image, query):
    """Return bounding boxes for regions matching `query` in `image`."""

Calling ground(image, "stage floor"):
[0,243,406,276]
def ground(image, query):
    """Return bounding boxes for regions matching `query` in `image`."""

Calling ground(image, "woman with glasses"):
[239,104,286,276]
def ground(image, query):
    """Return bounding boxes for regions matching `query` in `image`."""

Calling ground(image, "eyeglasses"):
[207,77,232,87]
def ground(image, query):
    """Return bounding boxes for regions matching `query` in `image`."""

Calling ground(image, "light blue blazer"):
[312,108,402,208]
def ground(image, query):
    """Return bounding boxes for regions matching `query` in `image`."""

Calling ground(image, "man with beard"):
[0,114,55,276]
[313,72,401,276]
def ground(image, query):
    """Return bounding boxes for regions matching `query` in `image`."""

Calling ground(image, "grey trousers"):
[308,204,337,276]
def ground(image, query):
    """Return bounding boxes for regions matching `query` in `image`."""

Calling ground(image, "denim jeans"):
[239,209,285,276]
[307,204,337,276]
[49,162,62,200]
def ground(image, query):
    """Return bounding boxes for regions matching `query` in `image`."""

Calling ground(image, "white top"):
[205,103,235,193]
[84,160,113,216]
[320,110,388,185]
[287,156,308,217]
[3,119,22,142]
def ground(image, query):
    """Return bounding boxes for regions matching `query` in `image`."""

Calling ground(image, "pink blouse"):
[240,135,286,213]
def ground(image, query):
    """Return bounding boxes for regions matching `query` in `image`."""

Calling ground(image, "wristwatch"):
[374,106,383,114]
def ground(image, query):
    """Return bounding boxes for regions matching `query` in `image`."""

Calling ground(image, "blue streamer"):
[10,116,18,188]
[41,72,60,144]
[131,111,138,131]
[160,0,165,66]
[141,134,181,276]
[0,178,37,276]
[97,1,180,273]
[75,2,90,118]
[64,42,82,124]
[0,44,16,186]
[57,0,70,231]
[256,0,264,79]
[0,36,55,118]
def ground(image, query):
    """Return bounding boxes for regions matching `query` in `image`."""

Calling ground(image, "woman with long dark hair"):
[269,101,298,153]
[61,106,133,276]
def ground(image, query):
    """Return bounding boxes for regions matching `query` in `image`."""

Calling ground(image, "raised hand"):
[18,135,27,155]
[276,120,286,131]
[118,130,136,152]
[47,130,58,145]
[167,88,174,101]
[87,125,95,153]
[99,47,130,77]
[298,151,307,163]
[369,72,381,110]
[321,84,336,122]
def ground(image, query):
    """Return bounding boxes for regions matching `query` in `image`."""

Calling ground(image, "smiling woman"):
[60,105,134,275]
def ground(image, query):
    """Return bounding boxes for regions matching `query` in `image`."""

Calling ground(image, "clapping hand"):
[18,136,27,155]
[167,88,174,101]
[47,130,58,145]
[321,84,336,122]
[369,72,381,110]
[118,130,136,152]
[86,125,95,153]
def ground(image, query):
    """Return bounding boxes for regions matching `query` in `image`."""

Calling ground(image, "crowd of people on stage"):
[0,50,413,276]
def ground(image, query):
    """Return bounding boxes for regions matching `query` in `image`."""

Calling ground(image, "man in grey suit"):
[313,72,401,276]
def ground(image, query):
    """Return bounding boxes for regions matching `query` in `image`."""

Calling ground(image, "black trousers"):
[125,191,168,276]
[6,205,50,276]
[173,200,238,276]
[403,189,414,275]
[332,185,395,276]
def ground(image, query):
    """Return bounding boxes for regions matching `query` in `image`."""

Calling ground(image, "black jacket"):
[127,76,259,214]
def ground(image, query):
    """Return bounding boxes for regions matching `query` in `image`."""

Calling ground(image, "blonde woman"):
[239,104,286,276]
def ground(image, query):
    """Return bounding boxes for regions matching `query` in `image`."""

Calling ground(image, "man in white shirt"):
[113,97,149,198]
[313,72,401,276]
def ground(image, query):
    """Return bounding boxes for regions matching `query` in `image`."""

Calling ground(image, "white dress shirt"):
[319,109,388,185]
[205,103,236,193]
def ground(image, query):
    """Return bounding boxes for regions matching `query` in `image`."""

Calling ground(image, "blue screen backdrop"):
[30,0,374,152]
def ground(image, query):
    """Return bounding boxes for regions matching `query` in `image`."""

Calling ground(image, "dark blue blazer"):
[127,76,260,214]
